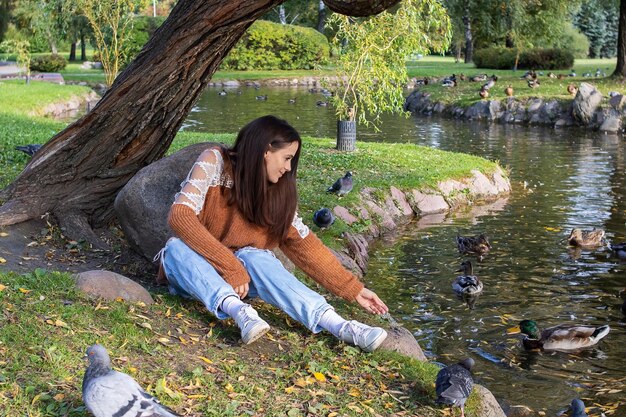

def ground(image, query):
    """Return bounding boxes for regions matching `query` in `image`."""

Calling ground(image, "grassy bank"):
[0,76,497,417]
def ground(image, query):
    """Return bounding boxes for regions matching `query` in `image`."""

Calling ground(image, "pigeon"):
[15,144,42,156]
[82,344,180,417]
[569,399,587,417]
[313,207,335,228]
[435,358,474,417]
[327,171,353,197]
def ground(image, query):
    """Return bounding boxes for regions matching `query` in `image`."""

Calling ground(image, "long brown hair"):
[222,115,301,242]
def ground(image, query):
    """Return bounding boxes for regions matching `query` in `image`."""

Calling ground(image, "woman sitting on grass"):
[157,115,388,351]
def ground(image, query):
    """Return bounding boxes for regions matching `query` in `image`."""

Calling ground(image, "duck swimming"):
[456,234,491,255]
[452,261,483,296]
[507,319,610,351]
[567,228,605,248]
[609,242,626,259]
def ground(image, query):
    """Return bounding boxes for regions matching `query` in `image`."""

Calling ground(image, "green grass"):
[0,79,93,116]
[0,270,462,416]
[407,56,620,107]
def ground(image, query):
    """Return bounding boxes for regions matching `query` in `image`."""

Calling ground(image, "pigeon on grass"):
[15,144,42,157]
[83,344,180,417]
[435,357,474,417]
[327,171,353,197]
[313,208,335,228]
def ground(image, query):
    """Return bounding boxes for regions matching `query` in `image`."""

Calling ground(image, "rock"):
[379,326,427,361]
[465,101,490,120]
[222,80,240,87]
[390,186,415,217]
[409,190,449,214]
[344,233,369,274]
[572,82,602,125]
[74,270,154,304]
[470,170,499,196]
[329,248,363,278]
[488,100,502,120]
[333,206,358,225]
[492,168,511,193]
[504,405,535,417]
[115,142,213,260]
[599,109,622,133]
[473,384,507,417]
[363,199,397,232]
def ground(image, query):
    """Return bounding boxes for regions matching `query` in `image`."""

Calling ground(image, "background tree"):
[326,0,451,150]
[12,0,67,54]
[443,0,478,63]
[616,0,626,76]
[0,39,31,82]
[72,0,147,86]
[0,0,404,246]
[0,0,15,43]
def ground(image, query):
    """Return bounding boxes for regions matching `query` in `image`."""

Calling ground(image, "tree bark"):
[80,34,87,61]
[0,0,399,246]
[69,41,76,61]
[614,0,626,76]
[462,3,473,63]
[316,0,327,33]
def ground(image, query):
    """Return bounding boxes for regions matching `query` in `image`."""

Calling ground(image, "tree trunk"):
[69,41,76,61]
[0,0,398,246]
[614,0,626,76]
[278,5,287,24]
[316,0,327,33]
[462,4,473,63]
[80,34,87,61]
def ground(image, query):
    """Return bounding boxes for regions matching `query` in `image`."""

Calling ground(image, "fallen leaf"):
[198,356,213,364]
[0,284,6,292]
[19,288,31,294]
[137,322,152,330]
[157,337,171,345]
[312,372,326,382]
[0,232,8,237]
[53,393,65,401]
[0,257,7,263]
[224,383,234,393]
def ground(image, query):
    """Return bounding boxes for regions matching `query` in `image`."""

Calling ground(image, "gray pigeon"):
[313,207,335,228]
[569,399,587,417]
[435,357,474,417]
[82,344,180,417]
[15,144,42,157]
[327,171,353,196]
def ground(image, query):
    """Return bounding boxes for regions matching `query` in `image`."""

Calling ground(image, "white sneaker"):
[338,320,388,352]
[234,305,270,344]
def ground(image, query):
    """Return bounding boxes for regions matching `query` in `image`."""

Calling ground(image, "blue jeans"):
[161,238,332,333]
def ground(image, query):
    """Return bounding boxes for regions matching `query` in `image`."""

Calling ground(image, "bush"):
[551,24,589,59]
[221,20,330,70]
[30,54,67,72]
[474,47,574,70]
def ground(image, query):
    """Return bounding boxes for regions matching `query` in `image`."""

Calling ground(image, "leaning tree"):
[0,0,402,247]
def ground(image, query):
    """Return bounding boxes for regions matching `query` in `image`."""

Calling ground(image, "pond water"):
[183,86,626,416]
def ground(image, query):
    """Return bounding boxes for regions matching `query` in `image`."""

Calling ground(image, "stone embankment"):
[38,90,100,118]
[404,82,626,134]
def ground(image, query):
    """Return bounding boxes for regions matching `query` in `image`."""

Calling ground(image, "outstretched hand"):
[356,288,388,315]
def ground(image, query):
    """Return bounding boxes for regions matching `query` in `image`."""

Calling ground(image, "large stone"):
[379,325,427,361]
[409,190,449,214]
[390,186,415,217]
[470,170,499,196]
[74,270,154,304]
[473,384,507,417]
[344,233,369,274]
[599,109,623,133]
[114,142,214,260]
[572,82,602,125]
[333,206,358,225]
[609,93,626,110]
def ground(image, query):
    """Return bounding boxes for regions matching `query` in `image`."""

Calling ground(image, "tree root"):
[55,210,109,250]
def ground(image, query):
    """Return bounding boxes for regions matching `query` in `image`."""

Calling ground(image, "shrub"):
[221,20,330,70]
[474,47,574,70]
[551,24,589,59]
[30,54,67,72]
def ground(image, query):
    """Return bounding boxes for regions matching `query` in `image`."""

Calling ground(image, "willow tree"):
[0,0,403,247]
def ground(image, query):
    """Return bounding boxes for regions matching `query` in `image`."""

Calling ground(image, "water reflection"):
[184,86,626,416]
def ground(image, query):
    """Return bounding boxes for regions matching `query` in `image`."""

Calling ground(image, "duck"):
[316,100,329,107]
[442,79,457,88]
[456,234,491,255]
[482,75,497,91]
[255,95,268,100]
[527,79,540,88]
[609,242,626,259]
[547,72,557,78]
[567,83,578,97]
[452,261,483,296]
[288,98,296,104]
[567,228,605,248]
[504,85,513,97]
[569,69,577,77]
[478,87,489,99]
[217,90,227,96]
[469,73,487,82]
[507,319,610,351]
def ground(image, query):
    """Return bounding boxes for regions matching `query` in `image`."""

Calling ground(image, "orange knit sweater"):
[167,147,364,301]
